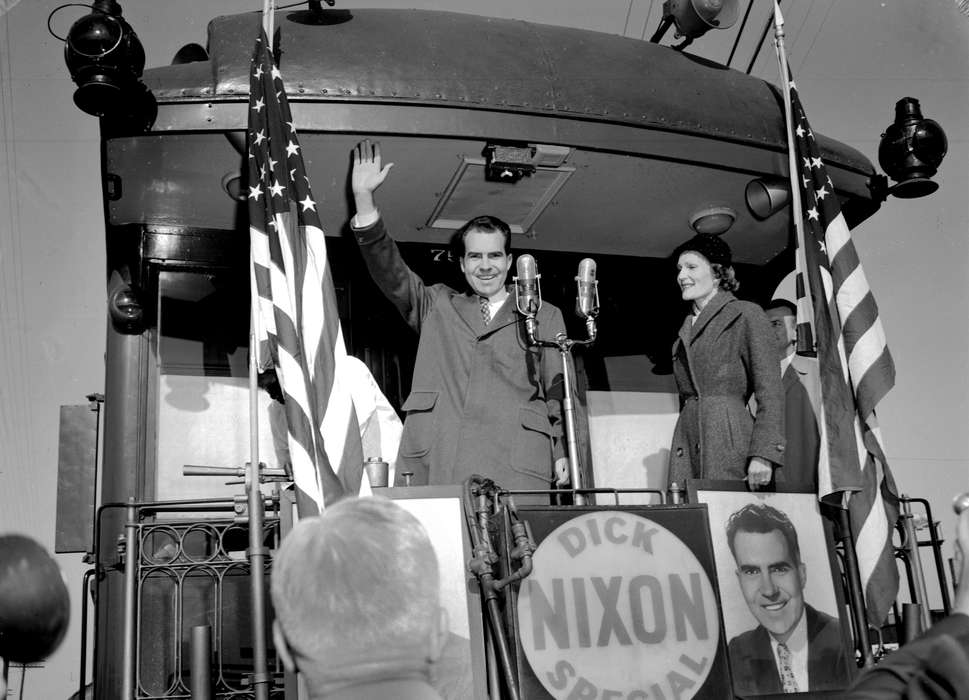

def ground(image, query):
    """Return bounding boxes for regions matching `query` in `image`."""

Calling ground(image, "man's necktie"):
[776,642,799,693]
[479,296,491,325]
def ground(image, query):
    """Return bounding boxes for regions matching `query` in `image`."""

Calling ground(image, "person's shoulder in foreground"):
[846,499,969,700]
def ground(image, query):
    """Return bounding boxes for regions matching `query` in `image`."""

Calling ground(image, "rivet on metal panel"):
[298,88,305,93]
[435,93,442,99]
[322,88,328,94]
[344,89,351,95]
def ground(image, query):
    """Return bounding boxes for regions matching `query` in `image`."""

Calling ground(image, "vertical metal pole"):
[121,500,139,699]
[772,5,816,336]
[833,503,875,667]
[247,325,270,700]
[78,568,95,700]
[901,603,924,644]
[900,496,933,630]
[557,346,585,505]
[190,626,213,700]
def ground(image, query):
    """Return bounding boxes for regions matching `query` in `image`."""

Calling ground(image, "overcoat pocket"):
[510,406,553,481]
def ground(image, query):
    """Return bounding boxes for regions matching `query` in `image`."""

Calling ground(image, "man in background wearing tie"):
[348,140,570,491]
[765,299,821,491]
[726,503,852,694]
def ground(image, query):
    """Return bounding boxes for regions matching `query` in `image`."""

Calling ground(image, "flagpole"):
[263,0,274,39]
[772,2,876,668]
[241,5,277,699]
[247,299,271,700]
[771,2,815,350]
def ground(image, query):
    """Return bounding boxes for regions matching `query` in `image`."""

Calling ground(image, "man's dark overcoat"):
[668,291,785,485]
[775,355,821,490]
[353,218,565,490]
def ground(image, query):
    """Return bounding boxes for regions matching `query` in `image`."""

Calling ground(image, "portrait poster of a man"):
[693,488,855,696]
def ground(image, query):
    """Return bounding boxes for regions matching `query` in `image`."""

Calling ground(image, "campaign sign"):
[504,505,731,700]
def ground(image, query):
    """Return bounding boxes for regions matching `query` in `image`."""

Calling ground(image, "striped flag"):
[247,29,365,513]
[782,71,900,623]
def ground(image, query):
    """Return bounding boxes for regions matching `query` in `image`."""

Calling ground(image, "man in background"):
[726,502,852,694]
[765,299,820,491]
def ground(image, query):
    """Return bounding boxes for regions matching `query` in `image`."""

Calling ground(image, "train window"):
[152,270,280,507]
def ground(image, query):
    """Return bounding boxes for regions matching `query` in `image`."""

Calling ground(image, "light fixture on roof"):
[650,0,739,46]
[484,144,538,184]
[689,205,736,235]
[63,0,146,117]
[745,179,790,220]
[872,97,948,200]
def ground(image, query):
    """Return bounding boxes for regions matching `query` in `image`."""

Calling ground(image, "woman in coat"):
[667,233,785,489]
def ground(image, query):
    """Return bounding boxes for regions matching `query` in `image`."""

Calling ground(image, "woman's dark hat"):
[673,233,732,267]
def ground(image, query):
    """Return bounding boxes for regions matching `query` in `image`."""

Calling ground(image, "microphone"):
[575,258,599,320]
[515,254,542,317]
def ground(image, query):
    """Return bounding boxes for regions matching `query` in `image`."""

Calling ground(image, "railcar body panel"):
[89,8,884,699]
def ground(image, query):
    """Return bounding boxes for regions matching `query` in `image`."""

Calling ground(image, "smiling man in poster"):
[725,503,852,694]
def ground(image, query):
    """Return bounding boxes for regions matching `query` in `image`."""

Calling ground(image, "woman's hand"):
[746,457,773,490]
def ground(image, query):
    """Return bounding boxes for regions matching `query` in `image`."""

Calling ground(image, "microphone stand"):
[519,299,598,507]
[463,476,533,700]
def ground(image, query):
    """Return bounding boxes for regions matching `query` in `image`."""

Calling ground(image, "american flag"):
[781,74,900,623]
[247,30,364,513]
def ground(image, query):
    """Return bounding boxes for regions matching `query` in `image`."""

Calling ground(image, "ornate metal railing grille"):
[134,518,283,699]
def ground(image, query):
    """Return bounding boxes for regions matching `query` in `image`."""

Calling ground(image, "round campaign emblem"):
[517,511,720,700]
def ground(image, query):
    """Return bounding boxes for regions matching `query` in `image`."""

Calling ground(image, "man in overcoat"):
[766,299,821,490]
[348,140,569,490]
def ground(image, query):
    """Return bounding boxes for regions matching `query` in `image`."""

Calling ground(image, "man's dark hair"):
[726,502,802,565]
[450,215,512,259]
[766,299,797,316]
